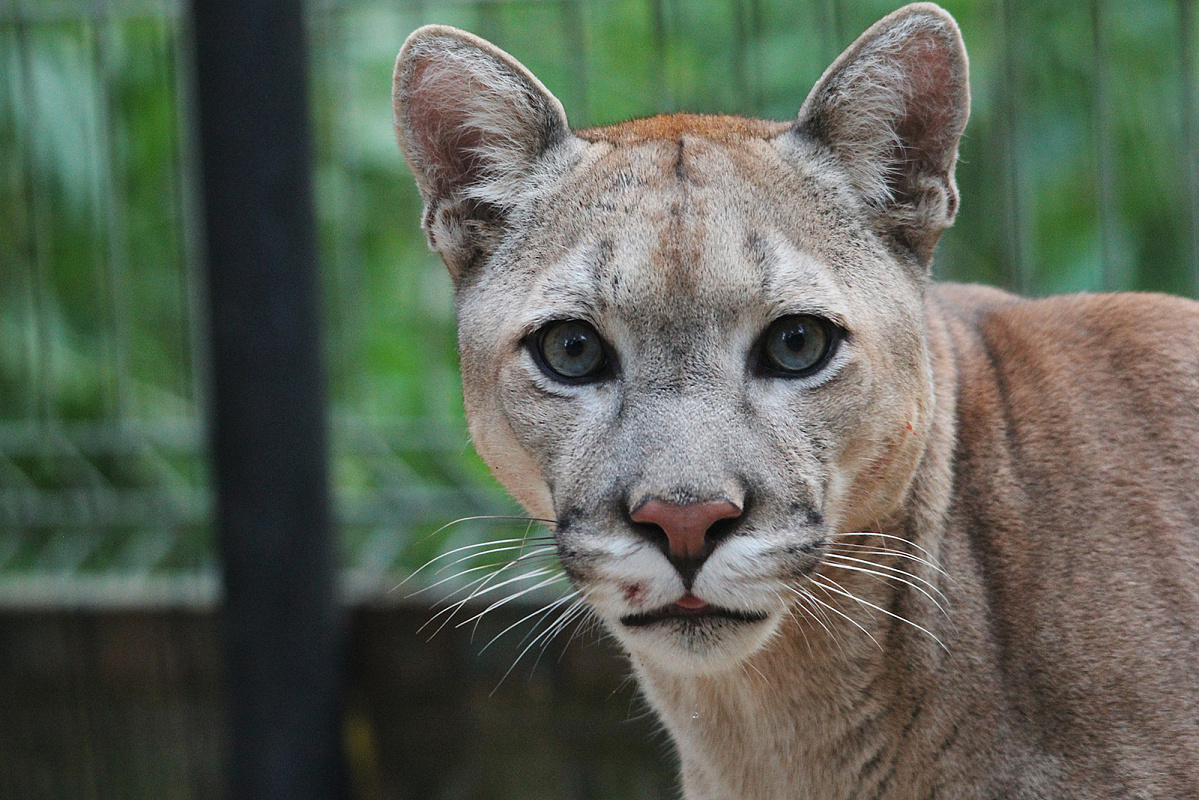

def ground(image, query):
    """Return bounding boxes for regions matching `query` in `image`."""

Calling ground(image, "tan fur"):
[393,4,1199,797]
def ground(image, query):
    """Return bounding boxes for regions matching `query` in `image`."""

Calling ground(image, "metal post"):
[191,1,348,798]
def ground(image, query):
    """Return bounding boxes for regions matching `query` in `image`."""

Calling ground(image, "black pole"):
[191,1,347,798]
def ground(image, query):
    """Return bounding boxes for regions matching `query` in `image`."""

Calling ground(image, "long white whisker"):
[420,566,556,637]
[524,599,591,676]
[825,542,950,578]
[431,542,556,577]
[457,572,569,632]
[784,587,837,646]
[492,598,590,694]
[409,549,559,600]
[397,535,554,588]
[811,575,947,651]
[418,515,557,544]
[821,554,949,613]
[479,589,581,654]
[827,531,940,562]
[789,584,881,650]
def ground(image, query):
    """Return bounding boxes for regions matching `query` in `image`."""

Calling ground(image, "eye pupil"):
[760,314,837,376]
[564,335,586,358]
[535,320,610,382]
[783,330,806,353]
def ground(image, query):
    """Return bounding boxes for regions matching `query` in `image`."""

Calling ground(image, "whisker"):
[479,589,581,654]
[811,575,947,651]
[522,598,591,678]
[787,583,881,650]
[821,554,949,613]
[417,514,558,546]
[421,546,557,607]
[824,542,950,578]
[420,566,556,637]
[826,530,940,563]
[397,535,555,589]
[457,572,570,633]
[491,598,591,695]
[409,548,559,599]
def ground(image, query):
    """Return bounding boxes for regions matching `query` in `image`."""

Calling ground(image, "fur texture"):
[394,4,1199,797]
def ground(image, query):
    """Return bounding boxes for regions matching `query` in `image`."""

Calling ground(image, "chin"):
[609,606,783,675]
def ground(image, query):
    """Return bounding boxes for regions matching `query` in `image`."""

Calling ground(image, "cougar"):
[392,4,1199,797]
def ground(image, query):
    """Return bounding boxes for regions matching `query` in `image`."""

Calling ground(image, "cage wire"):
[2,0,1198,592]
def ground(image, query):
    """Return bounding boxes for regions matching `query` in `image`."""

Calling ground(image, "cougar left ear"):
[394,26,573,280]
[794,3,970,268]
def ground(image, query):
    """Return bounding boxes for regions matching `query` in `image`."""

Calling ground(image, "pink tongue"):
[675,593,708,610]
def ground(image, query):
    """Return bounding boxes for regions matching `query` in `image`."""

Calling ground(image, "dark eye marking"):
[529,320,612,383]
[754,314,842,378]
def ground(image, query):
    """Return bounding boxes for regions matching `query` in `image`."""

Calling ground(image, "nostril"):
[629,497,743,562]
[631,519,669,552]
[705,515,740,545]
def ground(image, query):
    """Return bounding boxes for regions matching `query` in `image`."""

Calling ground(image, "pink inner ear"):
[893,30,963,173]
[405,57,491,194]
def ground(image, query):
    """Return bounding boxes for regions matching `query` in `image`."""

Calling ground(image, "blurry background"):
[1,0,1196,797]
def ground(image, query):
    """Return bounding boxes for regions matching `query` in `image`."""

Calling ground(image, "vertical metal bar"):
[820,0,842,67]
[1091,0,1120,291]
[732,0,749,114]
[650,0,671,112]
[562,0,589,127]
[190,0,347,798]
[12,0,55,422]
[88,0,133,420]
[996,0,1028,293]
[1180,0,1199,297]
[168,3,209,419]
[748,0,763,115]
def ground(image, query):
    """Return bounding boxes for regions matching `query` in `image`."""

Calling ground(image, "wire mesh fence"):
[2,0,1198,585]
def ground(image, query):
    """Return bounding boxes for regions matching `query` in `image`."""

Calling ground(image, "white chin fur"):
[608,610,783,675]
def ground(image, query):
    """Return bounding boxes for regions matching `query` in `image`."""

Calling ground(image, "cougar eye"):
[533,320,610,382]
[757,314,839,377]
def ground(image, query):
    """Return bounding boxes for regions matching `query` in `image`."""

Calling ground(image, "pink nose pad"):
[629,498,743,560]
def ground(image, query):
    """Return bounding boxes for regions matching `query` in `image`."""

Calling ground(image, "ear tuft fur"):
[394,27,572,278]
[796,3,970,267]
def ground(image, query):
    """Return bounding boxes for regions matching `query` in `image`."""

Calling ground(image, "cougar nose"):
[629,498,743,561]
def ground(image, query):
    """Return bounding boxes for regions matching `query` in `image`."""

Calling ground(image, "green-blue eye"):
[534,320,610,382]
[758,315,838,376]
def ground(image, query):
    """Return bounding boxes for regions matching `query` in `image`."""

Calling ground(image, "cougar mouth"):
[621,598,770,628]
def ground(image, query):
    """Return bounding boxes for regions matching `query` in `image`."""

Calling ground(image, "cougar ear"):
[795,3,969,268]
[394,26,572,279]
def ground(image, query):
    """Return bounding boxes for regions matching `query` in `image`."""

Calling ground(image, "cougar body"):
[393,4,1199,797]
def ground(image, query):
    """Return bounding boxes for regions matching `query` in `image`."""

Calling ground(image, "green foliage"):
[2,0,1196,576]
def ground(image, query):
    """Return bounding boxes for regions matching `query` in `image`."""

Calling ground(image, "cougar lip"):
[620,592,769,628]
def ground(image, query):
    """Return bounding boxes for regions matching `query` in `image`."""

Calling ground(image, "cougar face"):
[451,129,936,672]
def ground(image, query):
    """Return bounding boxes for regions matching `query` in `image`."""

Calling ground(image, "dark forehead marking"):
[744,230,773,290]
[673,139,691,183]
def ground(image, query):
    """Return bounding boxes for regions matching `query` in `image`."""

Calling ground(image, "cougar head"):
[394,3,968,672]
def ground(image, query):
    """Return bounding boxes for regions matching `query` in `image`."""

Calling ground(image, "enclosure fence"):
[2,0,1197,595]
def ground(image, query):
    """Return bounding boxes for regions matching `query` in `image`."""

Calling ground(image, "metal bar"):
[1091,0,1120,291]
[820,0,842,67]
[1180,0,1199,297]
[190,0,348,798]
[87,0,134,419]
[997,0,1028,293]
[650,0,672,112]
[562,0,589,126]
[11,1,55,422]
[732,0,749,114]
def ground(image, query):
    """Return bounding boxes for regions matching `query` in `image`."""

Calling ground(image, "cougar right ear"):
[793,3,969,269]
[393,26,573,279]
